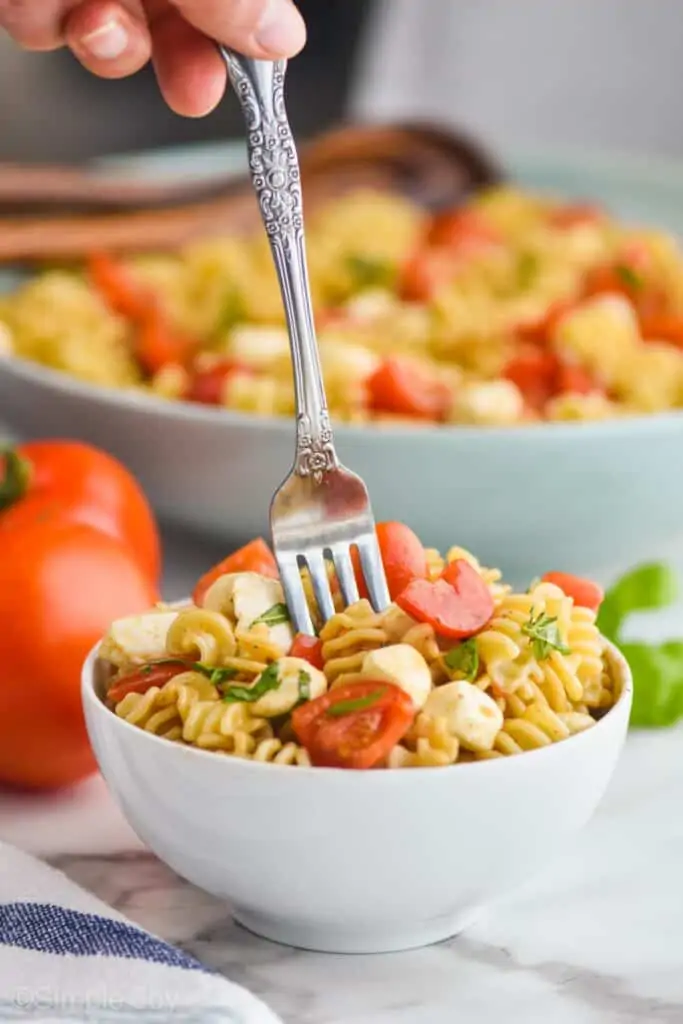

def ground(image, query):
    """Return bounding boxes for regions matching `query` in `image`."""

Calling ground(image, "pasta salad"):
[4,186,683,425]
[98,524,615,769]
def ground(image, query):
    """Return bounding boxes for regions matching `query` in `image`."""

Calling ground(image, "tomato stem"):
[0,447,32,512]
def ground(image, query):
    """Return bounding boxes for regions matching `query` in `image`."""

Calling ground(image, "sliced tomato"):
[192,538,278,605]
[351,521,427,602]
[368,357,452,422]
[292,681,415,769]
[107,660,191,705]
[548,203,604,229]
[396,558,494,639]
[639,314,683,349]
[290,634,325,671]
[427,208,501,252]
[185,360,248,405]
[503,348,559,409]
[137,306,195,377]
[88,252,151,321]
[516,299,574,345]
[582,244,662,310]
[541,572,604,611]
[399,248,456,302]
[556,361,601,395]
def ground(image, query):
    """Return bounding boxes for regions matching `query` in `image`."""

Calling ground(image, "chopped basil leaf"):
[206,667,238,687]
[517,252,539,290]
[135,658,237,686]
[444,639,479,682]
[214,289,246,337]
[297,670,311,704]
[252,603,290,628]
[326,689,387,717]
[222,662,281,704]
[522,610,571,660]
[614,263,643,292]
[346,255,393,291]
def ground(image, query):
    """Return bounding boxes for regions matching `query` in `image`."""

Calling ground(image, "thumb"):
[169,0,306,59]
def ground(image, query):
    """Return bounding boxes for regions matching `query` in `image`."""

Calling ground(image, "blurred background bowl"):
[2,143,683,585]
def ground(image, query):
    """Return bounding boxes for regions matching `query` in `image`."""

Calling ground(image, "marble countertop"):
[1,533,682,1024]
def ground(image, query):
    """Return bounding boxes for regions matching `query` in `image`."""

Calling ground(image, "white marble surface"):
[1,534,682,1024]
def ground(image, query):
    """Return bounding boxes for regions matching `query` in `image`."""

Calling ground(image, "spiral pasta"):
[115,687,183,740]
[238,738,311,766]
[320,600,389,686]
[101,534,617,769]
[180,700,270,751]
[166,608,236,664]
[389,714,461,768]
[494,701,595,756]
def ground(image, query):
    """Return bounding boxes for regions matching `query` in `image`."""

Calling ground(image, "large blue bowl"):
[1,144,682,584]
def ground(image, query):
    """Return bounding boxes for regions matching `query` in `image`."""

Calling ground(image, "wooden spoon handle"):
[0,122,504,264]
[0,163,245,211]
[0,195,260,264]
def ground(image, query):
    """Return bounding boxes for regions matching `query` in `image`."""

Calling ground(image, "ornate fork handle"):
[221,49,338,484]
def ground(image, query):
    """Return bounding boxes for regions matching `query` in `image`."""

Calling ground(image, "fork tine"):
[356,534,391,612]
[277,552,315,636]
[331,545,360,607]
[306,550,336,625]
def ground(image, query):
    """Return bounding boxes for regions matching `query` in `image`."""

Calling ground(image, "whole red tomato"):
[0,440,160,583]
[0,521,158,789]
[0,440,161,789]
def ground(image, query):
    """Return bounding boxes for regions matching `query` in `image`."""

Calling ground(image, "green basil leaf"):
[517,252,539,290]
[614,263,643,292]
[222,662,281,704]
[522,610,571,660]
[598,563,679,644]
[297,670,311,704]
[214,288,246,337]
[621,641,683,727]
[252,603,290,628]
[444,639,479,682]
[326,689,387,717]
[346,255,394,291]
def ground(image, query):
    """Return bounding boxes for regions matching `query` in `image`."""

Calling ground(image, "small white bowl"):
[82,641,632,955]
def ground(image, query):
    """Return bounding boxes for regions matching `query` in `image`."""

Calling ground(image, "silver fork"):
[222,50,390,636]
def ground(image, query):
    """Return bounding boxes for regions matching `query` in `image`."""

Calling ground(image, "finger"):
[65,0,152,77]
[149,5,226,117]
[0,0,75,51]
[169,0,306,59]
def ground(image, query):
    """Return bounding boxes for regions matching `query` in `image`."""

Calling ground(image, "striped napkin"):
[0,841,282,1023]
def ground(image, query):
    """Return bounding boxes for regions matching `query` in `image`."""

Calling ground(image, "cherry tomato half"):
[351,521,428,602]
[368,358,452,422]
[292,681,415,769]
[396,558,494,639]
[289,635,325,671]
[107,660,193,706]
[192,538,279,605]
[541,572,604,612]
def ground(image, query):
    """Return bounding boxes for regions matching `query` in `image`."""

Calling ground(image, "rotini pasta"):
[5,185,683,425]
[319,600,389,686]
[100,529,618,769]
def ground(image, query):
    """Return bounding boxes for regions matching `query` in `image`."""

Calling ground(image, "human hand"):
[0,0,306,115]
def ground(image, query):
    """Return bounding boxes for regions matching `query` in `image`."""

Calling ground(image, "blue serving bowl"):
[1,144,683,585]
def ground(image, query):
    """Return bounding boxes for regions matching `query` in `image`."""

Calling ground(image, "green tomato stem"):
[0,447,32,513]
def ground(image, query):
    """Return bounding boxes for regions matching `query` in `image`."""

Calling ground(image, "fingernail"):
[80,18,128,60]
[255,0,306,55]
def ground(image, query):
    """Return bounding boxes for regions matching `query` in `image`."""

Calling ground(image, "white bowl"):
[82,641,631,955]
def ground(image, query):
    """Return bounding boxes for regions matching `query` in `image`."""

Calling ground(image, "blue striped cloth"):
[0,841,282,1023]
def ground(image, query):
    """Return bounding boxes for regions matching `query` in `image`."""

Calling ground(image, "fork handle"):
[222,50,338,482]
